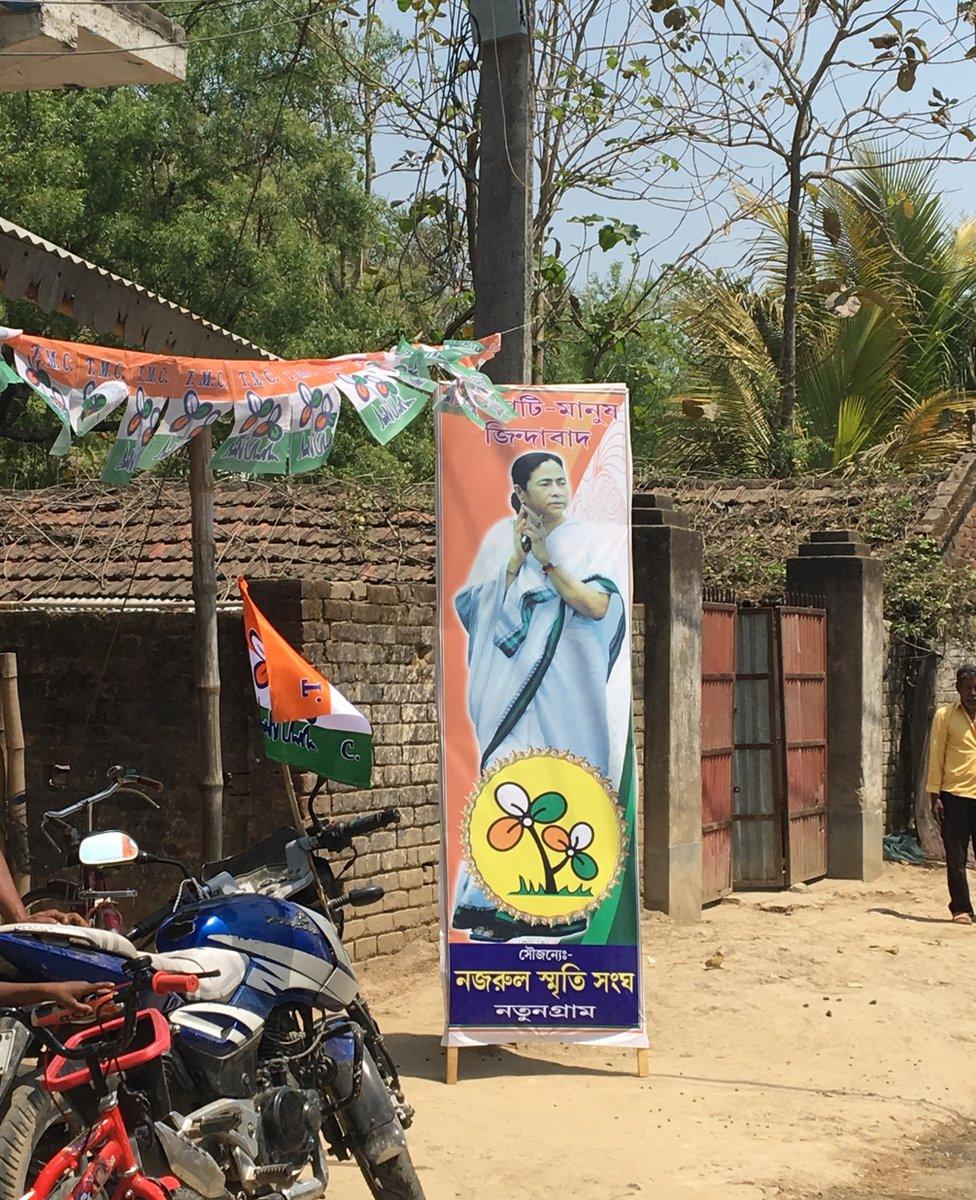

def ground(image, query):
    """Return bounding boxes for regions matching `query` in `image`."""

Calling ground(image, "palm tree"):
[669,156,976,475]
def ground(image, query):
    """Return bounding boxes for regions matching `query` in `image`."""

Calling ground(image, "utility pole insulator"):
[468,0,529,42]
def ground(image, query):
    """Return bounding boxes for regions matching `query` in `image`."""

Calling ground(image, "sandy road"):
[336,864,975,1200]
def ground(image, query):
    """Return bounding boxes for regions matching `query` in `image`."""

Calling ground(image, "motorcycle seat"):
[0,924,248,1003]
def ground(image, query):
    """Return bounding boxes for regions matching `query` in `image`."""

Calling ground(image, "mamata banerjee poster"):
[436,385,646,1047]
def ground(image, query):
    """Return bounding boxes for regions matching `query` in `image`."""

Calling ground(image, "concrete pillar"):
[634,494,703,921]
[786,531,884,882]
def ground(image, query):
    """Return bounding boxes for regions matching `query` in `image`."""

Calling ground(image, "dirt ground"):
[333,863,976,1200]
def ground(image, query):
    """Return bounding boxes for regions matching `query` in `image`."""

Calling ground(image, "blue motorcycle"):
[0,788,425,1200]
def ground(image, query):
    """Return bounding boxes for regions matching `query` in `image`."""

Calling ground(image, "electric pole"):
[469,0,533,385]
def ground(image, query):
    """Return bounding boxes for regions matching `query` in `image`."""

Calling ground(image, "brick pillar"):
[786,531,884,882]
[634,494,703,921]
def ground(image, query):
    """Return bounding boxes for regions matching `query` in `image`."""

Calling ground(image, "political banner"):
[436,385,646,1048]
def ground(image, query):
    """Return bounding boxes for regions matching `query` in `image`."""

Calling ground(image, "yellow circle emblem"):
[464,750,626,924]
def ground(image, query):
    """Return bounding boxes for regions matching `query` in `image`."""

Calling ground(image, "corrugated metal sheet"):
[0,217,275,360]
[735,678,770,745]
[733,817,780,888]
[736,609,770,673]
[733,608,782,886]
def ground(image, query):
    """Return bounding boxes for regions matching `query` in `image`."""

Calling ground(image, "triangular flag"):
[239,577,372,788]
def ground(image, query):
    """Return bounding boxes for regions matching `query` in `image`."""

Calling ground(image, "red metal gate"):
[777,604,828,884]
[701,593,736,903]
[727,598,828,890]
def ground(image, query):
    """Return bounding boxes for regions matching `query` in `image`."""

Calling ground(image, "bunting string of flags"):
[0,327,514,482]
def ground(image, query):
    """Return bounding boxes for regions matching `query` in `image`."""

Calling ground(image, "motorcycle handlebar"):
[151,971,199,995]
[315,807,400,850]
[43,767,164,823]
[128,898,178,943]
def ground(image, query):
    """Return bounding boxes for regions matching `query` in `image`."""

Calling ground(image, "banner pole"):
[278,764,332,915]
[0,652,28,892]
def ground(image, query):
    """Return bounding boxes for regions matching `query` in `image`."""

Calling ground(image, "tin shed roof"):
[0,217,275,360]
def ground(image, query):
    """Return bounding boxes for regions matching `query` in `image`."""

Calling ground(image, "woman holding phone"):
[451,451,626,942]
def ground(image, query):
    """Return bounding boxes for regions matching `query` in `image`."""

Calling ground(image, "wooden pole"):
[190,430,224,863]
[0,652,30,890]
[0,683,7,836]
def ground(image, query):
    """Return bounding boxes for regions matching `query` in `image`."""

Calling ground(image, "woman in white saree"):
[451,452,626,942]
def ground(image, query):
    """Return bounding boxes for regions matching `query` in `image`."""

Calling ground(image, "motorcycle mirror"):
[78,830,140,867]
[347,885,384,908]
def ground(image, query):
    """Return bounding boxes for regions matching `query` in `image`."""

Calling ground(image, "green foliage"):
[860,487,976,643]
[702,532,788,599]
[668,157,976,476]
[0,0,459,487]
[543,268,690,465]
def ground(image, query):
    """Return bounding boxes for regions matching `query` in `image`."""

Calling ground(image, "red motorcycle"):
[4,961,221,1200]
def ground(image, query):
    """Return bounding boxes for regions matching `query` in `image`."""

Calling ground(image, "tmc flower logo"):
[542,821,598,882]
[126,388,164,446]
[248,628,269,690]
[297,381,336,431]
[170,389,220,438]
[240,390,284,441]
[487,781,598,897]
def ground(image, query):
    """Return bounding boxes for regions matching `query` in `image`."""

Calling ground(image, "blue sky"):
[372,0,976,283]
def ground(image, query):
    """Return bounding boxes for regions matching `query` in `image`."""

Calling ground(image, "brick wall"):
[0,608,284,916]
[881,632,900,831]
[248,580,441,963]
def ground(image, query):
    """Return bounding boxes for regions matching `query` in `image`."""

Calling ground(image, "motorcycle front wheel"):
[350,1144,426,1200]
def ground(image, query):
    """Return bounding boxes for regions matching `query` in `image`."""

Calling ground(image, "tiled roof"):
[0,479,435,606]
[0,462,965,608]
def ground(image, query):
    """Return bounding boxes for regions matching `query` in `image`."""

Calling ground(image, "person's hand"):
[509,511,530,573]
[23,909,90,928]
[40,981,113,1017]
[931,793,944,822]
[524,509,550,565]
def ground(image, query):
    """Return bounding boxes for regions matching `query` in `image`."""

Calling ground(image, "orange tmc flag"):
[240,576,333,723]
[239,577,373,788]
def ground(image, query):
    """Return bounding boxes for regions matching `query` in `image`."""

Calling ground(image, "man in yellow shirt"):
[927,664,976,923]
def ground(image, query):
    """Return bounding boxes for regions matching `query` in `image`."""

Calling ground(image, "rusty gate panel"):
[701,596,736,903]
[732,608,782,886]
[777,605,827,884]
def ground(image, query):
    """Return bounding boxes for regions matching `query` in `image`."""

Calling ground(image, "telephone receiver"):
[520,533,532,554]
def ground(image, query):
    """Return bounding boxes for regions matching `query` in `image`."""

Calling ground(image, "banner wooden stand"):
[444,1045,649,1084]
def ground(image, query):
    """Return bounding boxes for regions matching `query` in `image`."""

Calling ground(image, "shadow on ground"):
[384,1031,634,1083]
[791,1123,976,1199]
[869,907,953,926]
